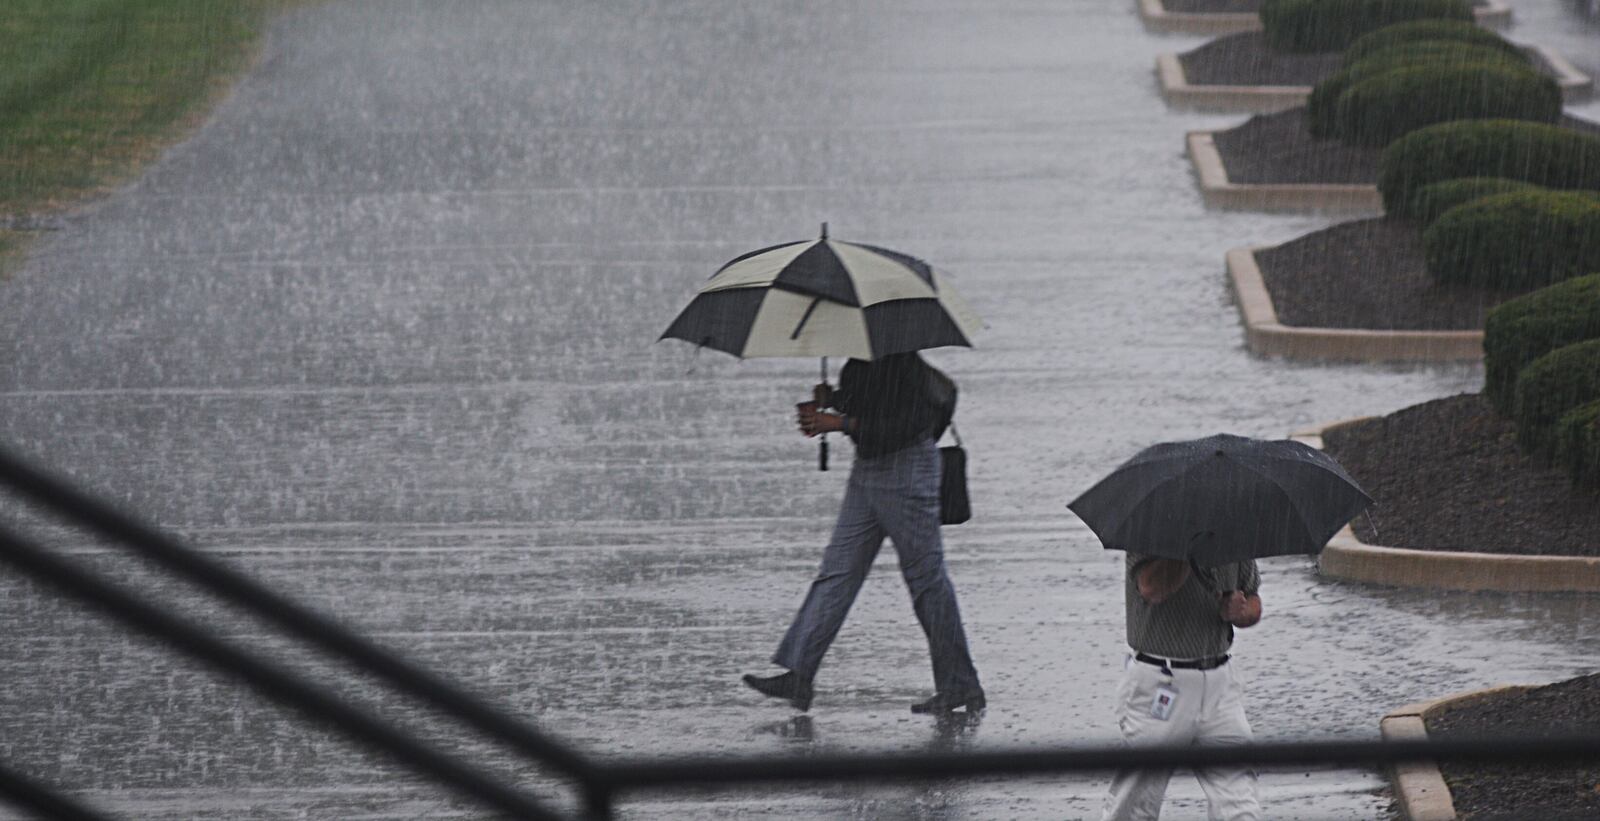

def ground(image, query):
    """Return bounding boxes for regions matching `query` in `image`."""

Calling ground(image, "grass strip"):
[0,0,301,218]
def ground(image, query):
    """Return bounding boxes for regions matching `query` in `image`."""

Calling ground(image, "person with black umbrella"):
[1069,434,1372,821]
[1098,553,1264,820]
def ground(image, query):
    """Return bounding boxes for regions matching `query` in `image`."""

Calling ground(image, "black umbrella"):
[1067,434,1372,567]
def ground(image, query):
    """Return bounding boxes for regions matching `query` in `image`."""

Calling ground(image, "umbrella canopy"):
[1067,434,1373,567]
[659,227,981,361]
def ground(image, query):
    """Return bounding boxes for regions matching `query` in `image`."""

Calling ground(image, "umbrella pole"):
[818,356,829,472]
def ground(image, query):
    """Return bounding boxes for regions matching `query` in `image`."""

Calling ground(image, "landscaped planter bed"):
[1252,216,1509,331]
[1138,0,1510,35]
[1320,394,1600,556]
[1164,32,1592,111]
[1199,109,1600,192]
[1424,674,1600,820]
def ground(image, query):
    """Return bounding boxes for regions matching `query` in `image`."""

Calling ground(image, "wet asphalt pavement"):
[0,0,1598,818]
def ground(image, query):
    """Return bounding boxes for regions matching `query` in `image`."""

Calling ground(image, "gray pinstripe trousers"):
[773,438,982,696]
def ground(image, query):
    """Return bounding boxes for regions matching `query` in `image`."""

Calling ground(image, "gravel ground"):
[1321,394,1600,555]
[1426,672,1600,821]
[1253,217,1514,330]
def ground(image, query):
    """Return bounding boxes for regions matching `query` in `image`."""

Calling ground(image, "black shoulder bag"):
[924,366,971,526]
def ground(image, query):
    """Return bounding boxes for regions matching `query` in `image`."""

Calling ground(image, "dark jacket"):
[830,353,942,459]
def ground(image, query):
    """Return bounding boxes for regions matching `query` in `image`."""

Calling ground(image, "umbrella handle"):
[818,356,830,472]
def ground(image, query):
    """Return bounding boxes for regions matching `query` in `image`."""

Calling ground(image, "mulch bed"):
[1211,110,1600,186]
[1159,0,1488,11]
[1425,673,1600,821]
[1160,0,1261,13]
[1178,33,1342,87]
[1253,217,1517,330]
[1178,29,1536,89]
[1210,108,1380,184]
[1320,394,1600,555]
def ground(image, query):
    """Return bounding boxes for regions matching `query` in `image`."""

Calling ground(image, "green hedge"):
[1260,0,1473,53]
[1513,338,1600,454]
[1330,64,1560,147]
[1378,120,1600,214]
[1402,177,1545,223]
[1307,43,1530,137]
[1344,19,1525,62]
[1482,274,1600,413]
[1423,191,1600,291]
[1553,399,1600,488]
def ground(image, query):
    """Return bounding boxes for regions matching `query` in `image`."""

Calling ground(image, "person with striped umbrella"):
[661,226,987,715]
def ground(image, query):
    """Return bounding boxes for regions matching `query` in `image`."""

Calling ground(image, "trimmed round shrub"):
[1331,64,1560,146]
[1260,0,1473,53]
[1402,177,1545,223]
[1553,399,1600,487]
[1347,40,1529,72]
[1307,43,1531,137]
[1423,191,1600,291]
[1482,274,1600,413]
[1378,120,1600,214]
[1513,338,1600,454]
[1344,19,1526,62]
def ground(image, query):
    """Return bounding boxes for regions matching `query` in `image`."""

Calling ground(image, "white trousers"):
[1100,656,1262,821]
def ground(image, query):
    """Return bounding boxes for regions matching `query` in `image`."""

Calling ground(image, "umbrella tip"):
[820,221,829,240]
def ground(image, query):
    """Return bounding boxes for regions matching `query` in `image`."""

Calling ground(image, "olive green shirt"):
[1124,554,1260,660]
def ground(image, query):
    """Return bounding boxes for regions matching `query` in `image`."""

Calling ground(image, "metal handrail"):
[0,759,117,821]
[0,524,562,821]
[5,444,1600,819]
[0,447,609,812]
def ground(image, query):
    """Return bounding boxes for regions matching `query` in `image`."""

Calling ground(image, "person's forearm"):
[1136,559,1190,604]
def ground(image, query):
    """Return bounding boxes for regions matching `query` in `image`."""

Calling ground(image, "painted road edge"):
[1226,246,1484,362]
[1187,131,1383,213]
[1136,0,1508,34]
[1382,685,1534,821]
[1292,421,1600,592]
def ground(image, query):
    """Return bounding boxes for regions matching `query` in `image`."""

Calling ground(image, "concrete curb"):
[1136,0,1509,34]
[1137,0,1259,34]
[1294,419,1600,592]
[1161,39,1587,113]
[1157,54,1308,113]
[1381,686,1533,821]
[1187,131,1383,212]
[1225,246,1484,362]
[1532,44,1596,102]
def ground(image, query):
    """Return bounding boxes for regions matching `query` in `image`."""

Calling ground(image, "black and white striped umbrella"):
[660,226,981,361]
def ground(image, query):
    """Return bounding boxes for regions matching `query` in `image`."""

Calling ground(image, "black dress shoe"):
[911,690,986,714]
[742,671,814,711]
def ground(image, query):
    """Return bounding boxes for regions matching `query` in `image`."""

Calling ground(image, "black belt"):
[1135,652,1229,671]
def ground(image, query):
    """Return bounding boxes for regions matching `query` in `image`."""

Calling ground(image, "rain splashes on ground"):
[0,0,1596,818]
